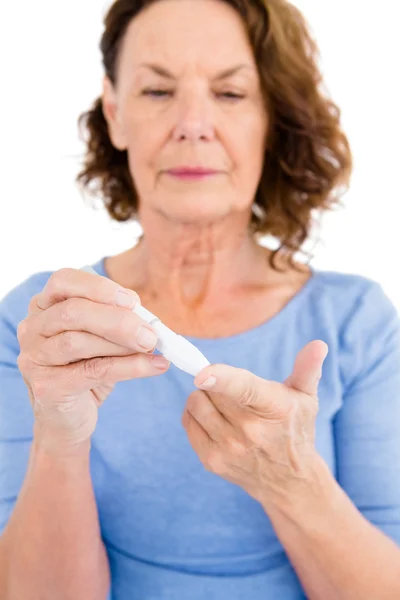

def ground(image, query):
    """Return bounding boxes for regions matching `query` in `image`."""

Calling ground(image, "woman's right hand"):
[16,268,170,455]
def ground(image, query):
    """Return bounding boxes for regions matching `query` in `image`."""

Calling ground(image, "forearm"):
[0,437,110,600]
[263,454,400,600]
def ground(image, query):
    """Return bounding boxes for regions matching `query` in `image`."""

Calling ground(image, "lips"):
[168,167,218,175]
[165,167,219,179]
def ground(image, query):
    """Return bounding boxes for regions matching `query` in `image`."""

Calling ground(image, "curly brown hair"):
[76,0,352,269]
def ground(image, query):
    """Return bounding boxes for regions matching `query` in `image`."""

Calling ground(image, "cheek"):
[225,102,267,157]
[219,119,265,210]
[228,122,266,183]
[244,110,267,159]
[125,115,165,176]
[243,119,267,183]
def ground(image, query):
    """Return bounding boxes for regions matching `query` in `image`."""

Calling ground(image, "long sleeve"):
[256,280,400,600]
[335,280,400,544]
[0,273,49,535]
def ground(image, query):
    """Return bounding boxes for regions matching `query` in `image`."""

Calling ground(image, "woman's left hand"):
[182,340,329,507]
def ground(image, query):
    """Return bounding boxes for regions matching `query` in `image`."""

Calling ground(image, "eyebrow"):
[137,63,254,81]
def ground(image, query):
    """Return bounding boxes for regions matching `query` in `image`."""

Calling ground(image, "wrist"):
[261,452,342,524]
[32,423,92,463]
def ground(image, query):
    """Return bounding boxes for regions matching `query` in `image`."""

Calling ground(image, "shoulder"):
[313,268,386,300]
[0,259,107,331]
[311,268,397,325]
[312,269,399,392]
[0,259,107,342]
[0,271,54,329]
[0,271,53,366]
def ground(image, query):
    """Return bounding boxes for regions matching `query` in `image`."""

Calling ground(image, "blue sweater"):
[1,258,400,599]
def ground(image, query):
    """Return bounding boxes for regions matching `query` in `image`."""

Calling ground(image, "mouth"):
[165,167,220,180]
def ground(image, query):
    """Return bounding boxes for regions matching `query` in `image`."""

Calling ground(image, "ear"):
[101,76,128,151]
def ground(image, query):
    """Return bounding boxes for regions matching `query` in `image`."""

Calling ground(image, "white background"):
[0,1,399,304]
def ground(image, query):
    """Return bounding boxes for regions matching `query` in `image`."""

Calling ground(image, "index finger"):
[28,294,44,315]
[36,266,139,311]
[195,364,289,414]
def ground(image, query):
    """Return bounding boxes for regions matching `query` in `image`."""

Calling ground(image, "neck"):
[125,207,270,310]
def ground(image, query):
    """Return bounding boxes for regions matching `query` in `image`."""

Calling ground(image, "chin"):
[161,195,231,225]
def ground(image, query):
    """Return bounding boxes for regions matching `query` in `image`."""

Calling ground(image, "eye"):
[217,92,245,101]
[142,89,172,98]
[141,89,245,101]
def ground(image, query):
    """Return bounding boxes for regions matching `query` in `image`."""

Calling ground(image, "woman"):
[0,0,399,598]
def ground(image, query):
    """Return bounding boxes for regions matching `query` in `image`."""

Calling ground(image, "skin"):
[101,0,311,338]
[2,2,400,600]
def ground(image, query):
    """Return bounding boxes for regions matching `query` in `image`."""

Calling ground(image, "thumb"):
[285,340,328,396]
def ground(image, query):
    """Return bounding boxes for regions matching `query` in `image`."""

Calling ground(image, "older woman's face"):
[105,0,268,224]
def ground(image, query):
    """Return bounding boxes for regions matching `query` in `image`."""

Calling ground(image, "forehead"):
[117,0,257,76]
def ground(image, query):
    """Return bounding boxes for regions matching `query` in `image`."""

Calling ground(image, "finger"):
[194,364,286,413]
[32,331,140,366]
[185,390,233,443]
[31,353,170,399]
[36,298,158,353]
[36,268,139,311]
[28,294,44,315]
[285,340,328,396]
[182,408,213,463]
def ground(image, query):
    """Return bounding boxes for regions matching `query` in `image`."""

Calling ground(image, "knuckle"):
[17,352,31,375]
[239,385,258,407]
[30,344,47,367]
[126,354,146,378]
[17,318,28,343]
[116,309,136,336]
[58,298,80,328]
[83,356,113,380]
[45,268,74,299]
[186,391,201,412]
[226,436,247,456]
[30,376,50,401]
[28,294,40,314]
[53,267,74,283]
[205,451,224,474]
[118,310,137,341]
[58,331,77,356]
[46,269,65,294]
[232,369,256,406]
[133,353,157,377]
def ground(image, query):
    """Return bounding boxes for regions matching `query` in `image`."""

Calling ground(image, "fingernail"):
[198,375,217,390]
[137,325,157,350]
[116,289,138,308]
[152,356,170,370]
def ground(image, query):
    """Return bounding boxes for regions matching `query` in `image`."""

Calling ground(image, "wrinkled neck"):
[132,207,266,309]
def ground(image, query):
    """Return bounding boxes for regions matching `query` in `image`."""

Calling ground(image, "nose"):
[172,88,215,142]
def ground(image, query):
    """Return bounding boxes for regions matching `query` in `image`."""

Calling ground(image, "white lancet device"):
[80,265,211,377]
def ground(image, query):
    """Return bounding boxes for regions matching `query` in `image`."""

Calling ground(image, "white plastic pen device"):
[80,265,211,377]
